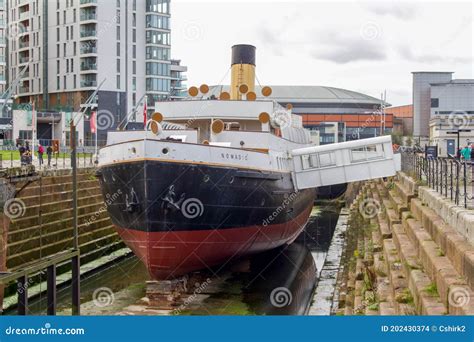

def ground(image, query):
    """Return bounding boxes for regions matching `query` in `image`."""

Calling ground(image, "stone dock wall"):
[334,173,474,315]
[2,168,123,299]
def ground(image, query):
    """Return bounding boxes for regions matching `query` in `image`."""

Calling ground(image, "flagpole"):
[95,117,98,162]
[144,95,148,130]
[31,102,36,162]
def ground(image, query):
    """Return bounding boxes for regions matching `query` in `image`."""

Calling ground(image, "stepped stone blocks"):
[336,172,474,315]
[4,168,123,271]
[418,186,474,244]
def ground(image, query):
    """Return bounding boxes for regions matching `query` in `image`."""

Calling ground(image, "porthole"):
[162,148,169,155]
[203,175,210,183]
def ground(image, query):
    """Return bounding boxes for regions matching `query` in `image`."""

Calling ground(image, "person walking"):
[47,146,53,167]
[461,145,471,161]
[38,144,44,167]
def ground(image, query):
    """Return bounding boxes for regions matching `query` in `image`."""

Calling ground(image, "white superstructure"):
[100,99,400,191]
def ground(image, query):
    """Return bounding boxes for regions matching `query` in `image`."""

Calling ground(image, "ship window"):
[319,152,336,168]
[350,144,384,163]
[309,154,319,168]
[301,155,310,169]
[301,152,336,170]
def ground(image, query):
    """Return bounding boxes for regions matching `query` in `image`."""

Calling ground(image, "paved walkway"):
[0,157,96,170]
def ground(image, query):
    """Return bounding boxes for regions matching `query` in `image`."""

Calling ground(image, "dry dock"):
[333,173,474,315]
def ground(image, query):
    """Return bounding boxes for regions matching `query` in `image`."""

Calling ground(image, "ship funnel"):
[230,44,256,100]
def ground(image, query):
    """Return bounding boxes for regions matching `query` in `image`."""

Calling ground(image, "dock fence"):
[401,152,473,209]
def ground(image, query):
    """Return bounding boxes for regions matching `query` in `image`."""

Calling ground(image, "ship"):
[97,45,400,280]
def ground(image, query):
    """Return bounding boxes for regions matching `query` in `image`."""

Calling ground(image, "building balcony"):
[81,46,97,54]
[18,26,30,37]
[80,12,97,21]
[80,30,97,39]
[80,62,97,71]
[19,86,30,94]
[19,11,30,21]
[19,40,30,50]
[19,56,30,64]
[80,0,97,6]
[81,80,97,88]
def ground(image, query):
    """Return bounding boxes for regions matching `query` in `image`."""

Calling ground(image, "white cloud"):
[171,0,474,106]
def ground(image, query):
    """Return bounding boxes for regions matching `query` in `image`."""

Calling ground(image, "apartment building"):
[7,0,174,145]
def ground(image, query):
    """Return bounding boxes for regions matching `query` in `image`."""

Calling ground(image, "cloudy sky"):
[170,0,473,106]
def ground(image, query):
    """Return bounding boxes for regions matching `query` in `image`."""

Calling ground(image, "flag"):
[143,101,147,128]
[90,111,97,134]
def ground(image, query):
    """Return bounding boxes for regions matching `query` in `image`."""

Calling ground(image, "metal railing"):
[401,152,474,209]
[0,152,98,170]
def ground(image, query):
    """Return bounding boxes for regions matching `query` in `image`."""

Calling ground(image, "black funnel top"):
[231,44,256,66]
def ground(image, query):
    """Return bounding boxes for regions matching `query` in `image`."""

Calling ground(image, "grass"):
[425,283,439,297]
[396,289,414,304]
[367,303,379,311]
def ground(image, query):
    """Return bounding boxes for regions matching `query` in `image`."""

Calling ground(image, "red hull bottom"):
[115,205,313,280]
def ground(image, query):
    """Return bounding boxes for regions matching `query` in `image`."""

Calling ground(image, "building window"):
[116,42,120,56]
[116,75,120,89]
[431,98,439,108]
